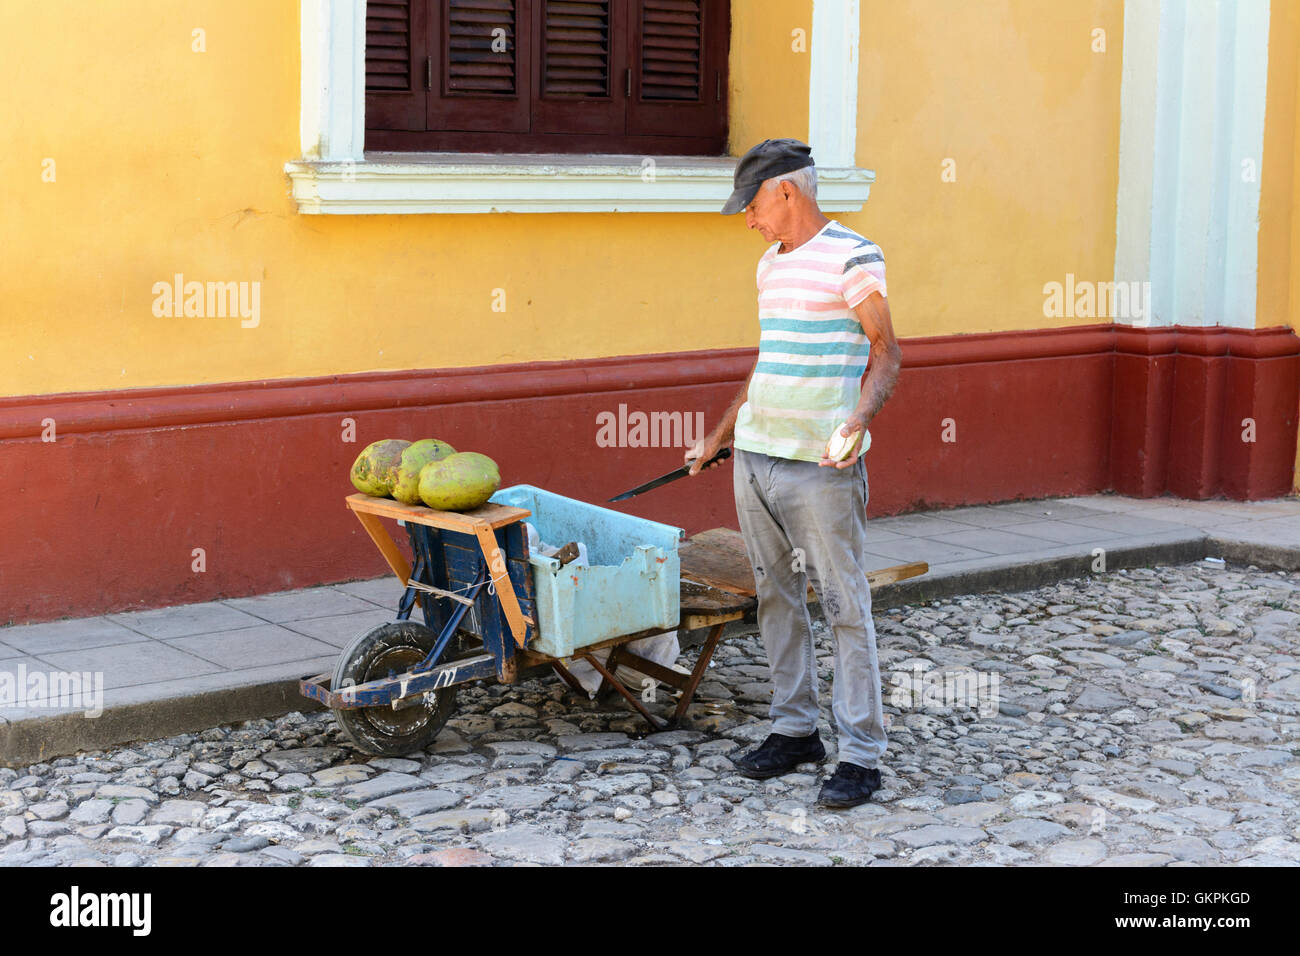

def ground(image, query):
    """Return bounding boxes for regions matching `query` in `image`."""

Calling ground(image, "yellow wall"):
[727,0,810,159]
[1257,0,1300,490]
[1,0,1123,399]
[1259,0,1299,335]
[847,0,1124,337]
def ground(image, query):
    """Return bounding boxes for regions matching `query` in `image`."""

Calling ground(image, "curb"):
[1,680,324,770]
[1206,536,1300,572]
[3,533,1297,768]
[874,533,1212,607]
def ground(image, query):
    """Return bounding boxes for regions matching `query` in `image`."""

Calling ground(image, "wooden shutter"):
[542,0,612,95]
[533,0,626,134]
[627,0,727,142]
[428,0,532,132]
[639,0,701,100]
[448,0,519,93]
[366,0,729,153]
[365,0,429,131]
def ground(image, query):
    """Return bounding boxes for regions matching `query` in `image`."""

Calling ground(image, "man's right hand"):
[685,433,728,477]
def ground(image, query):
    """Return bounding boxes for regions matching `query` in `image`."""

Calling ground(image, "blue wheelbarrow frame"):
[299,494,537,712]
[301,494,930,737]
[298,494,758,733]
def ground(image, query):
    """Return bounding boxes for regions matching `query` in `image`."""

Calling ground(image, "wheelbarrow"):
[300,491,927,756]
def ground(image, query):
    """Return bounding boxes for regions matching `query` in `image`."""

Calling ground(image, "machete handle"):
[688,446,732,472]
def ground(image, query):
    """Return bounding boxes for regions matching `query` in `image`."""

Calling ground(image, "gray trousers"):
[732,448,887,768]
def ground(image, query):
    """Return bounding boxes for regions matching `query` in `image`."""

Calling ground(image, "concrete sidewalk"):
[3,493,1297,766]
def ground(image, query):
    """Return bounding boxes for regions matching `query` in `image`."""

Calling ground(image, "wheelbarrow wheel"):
[331,620,457,757]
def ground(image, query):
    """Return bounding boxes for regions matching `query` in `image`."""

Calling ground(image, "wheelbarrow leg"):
[579,652,667,731]
[551,660,588,696]
[594,645,622,700]
[667,621,727,727]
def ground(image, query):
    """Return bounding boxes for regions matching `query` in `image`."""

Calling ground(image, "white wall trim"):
[1115,0,1271,328]
[299,0,366,161]
[1114,0,1160,302]
[285,153,875,214]
[288,0,875,214]
[809,0,860,168]
[1218,0,1271,328]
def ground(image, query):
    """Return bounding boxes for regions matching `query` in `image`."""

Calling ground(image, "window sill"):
[283,151,876,214]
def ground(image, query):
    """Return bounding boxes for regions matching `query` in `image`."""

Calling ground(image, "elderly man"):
[686,138,901,808]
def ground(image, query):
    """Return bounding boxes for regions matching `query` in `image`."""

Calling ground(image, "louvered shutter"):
[365,0,429,132]
[542,0,611,95]
[428,0,532,133]
[365,0,728,153]
[533,0,626,134]
[640,0,700,100]
[627,0,727,143]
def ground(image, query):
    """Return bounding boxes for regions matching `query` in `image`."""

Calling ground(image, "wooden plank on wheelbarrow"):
[679,528,757,596]
[353,509,414,588]
[346,493,529,532]
[679,527,928,599]
[472,521,529,649]
[681,580,755,618]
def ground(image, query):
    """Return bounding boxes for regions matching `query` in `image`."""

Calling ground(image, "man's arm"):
[685,360,757,476]
[821,291,901,469]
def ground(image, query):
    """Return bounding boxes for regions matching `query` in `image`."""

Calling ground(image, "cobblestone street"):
[3,562,1298,867]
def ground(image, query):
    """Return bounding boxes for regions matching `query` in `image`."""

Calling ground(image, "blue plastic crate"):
[488,484,684,658]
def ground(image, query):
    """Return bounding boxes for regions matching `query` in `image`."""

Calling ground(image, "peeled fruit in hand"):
[391,439,457,504]
[350,439,411,496]
[418,452,501,512]
[825,422,869,461]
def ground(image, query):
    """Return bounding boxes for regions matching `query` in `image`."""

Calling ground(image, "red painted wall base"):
[1110,326,1300,500]
[1,323,1297,624]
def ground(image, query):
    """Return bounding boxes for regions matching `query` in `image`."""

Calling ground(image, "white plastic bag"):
[564,630,684,698]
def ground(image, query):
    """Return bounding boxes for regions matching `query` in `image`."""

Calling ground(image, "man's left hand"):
[818,415,869,469]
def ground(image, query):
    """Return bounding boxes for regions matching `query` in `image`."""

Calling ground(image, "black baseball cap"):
[720,138,815,215]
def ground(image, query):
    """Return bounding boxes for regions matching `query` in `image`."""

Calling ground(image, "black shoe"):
[733,731,826,779]
[816,762,882,808]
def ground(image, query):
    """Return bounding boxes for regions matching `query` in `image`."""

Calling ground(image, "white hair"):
[764,165,817,199]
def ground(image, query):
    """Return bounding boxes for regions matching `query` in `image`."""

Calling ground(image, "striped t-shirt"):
[733,219,887,462]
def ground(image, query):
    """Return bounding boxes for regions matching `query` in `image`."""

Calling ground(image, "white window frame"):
[286,0,875,214]
[1114,0,1271,328]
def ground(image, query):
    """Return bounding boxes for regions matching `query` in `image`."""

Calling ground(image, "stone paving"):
[1,561,1298,867]
[5,492,1299,747]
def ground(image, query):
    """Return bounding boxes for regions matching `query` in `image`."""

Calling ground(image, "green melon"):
[391,438,457,504]
[418,452,501,512]
[349,439,411,497]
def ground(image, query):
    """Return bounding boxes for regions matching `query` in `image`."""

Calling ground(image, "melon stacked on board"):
[349,439,500,512]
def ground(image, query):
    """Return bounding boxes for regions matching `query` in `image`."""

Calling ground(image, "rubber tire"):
[331,620,457,757]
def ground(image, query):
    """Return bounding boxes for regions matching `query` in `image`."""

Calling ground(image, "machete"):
[608,448,732,502]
